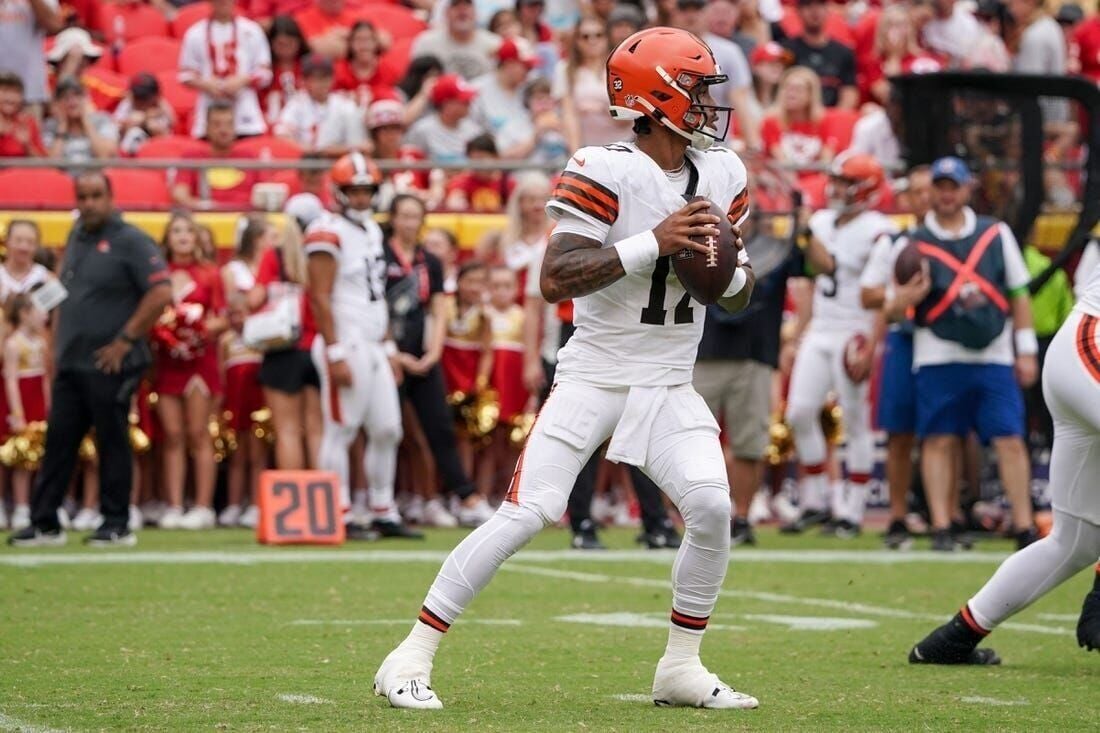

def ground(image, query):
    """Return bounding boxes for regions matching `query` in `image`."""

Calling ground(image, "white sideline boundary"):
[0,548,1019,568]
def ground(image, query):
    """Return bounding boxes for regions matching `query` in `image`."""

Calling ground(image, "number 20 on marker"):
[256,471,346,545]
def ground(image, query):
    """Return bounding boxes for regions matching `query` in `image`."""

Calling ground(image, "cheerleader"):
[155,213,228,530]
[0,220,53,301]
[3,294,49,533]
[479,266,526,498]
[219,307,267,528]
[440,262,492,481]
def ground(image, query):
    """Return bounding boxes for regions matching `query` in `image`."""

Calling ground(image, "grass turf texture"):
[1,528,1095,732]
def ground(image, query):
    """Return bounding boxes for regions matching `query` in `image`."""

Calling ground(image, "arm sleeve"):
[125,231,170,293]
[303,221,341,258]
[545,148,619,235]
[1000,224,1031,293]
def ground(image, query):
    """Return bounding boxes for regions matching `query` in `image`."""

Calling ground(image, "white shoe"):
[652,656,758,710]
[422,499,458,528]
[403,496,425,525]
[128,505,143,532]
[158,506,184,530]
[178,506,216,530]
[747,491,773,525]
[218,504,242,527]
[374,646,443,710]
[456,496,494,528]
[57,506,72,530]
[239,504,259,529]
[10,505,30,531]
[140,500,165,524]
[591,494,614,525]
[72,507,103,532]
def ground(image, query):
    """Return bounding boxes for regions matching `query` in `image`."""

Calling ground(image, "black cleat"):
[950,520,974,551]
[780,509,831,534]
[571,520,607,550]
[83,526,137,547]
[883,519,912,551]
[909,615,1001,665]
[1077,589,1100,652]
[637,520,682,550]
[930,528,956,552]
[822,519,860,539]
[730,517,756,547]
[7,525,66,547]
[345,522,379,541]
[1014,526,1039,550]
[372,519,425,540]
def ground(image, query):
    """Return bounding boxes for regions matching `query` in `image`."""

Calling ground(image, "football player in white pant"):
[375,27,759,711]
[910,261,1100,663]
[783,154,897,538]
[305,153,418,540]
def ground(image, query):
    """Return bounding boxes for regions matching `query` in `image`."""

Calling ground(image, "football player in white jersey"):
[783,154,897,538]
[304,153,416,540]
[909,260,1100,663]
[375,28,758,711]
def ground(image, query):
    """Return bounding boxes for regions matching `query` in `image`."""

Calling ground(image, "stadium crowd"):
[0,0,1096,548]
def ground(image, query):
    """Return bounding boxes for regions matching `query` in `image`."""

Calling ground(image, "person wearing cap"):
[274,52,366,156]
[0,72,45,158]
[607,2,646,47]
[675,0,759,149]
[471,37,537,159]
[367,99,433,209]
[888,157,1039,552]
[114,73,177,156]
[1008,0,1068,123]
[0,0,61,107]
[179,0,271,139]
[404,73,485,164]
[1056,4,1084,67]
[411,0,502,81]
[46,27,126,112]
[783,0,858,109]
[43,76,119,164]
[749,41,793,112]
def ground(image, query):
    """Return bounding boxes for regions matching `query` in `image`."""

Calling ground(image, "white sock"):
[352,489,368,515]
[802,473,828,513]
[663,624,703,661]
[402,620,445,660]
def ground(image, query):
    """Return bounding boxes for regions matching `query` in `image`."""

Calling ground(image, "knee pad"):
[370,422,403,449]
[680,484,732,543]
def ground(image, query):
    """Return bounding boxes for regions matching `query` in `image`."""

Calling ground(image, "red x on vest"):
[916,224,1009,324]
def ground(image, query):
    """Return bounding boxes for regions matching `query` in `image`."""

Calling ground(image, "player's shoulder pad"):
[808,208,835,233]
[546,145,623,227]
[304,213,342,250]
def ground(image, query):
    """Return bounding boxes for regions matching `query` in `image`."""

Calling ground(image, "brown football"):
[671,196,739,306]
[893,240,924,284]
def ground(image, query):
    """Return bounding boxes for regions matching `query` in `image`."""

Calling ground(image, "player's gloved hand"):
[329,359,353,388]
[652,199,720,258]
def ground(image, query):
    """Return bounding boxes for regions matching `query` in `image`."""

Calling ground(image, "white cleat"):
[218,504,242,527]
[178,506,216,530]
[456,496,494,528]
[422,499,458,528]
[374,647,443,710]
[239,504,260,529]
[652,656,759,710]
[71,507,103,532]
[158,506,184,530]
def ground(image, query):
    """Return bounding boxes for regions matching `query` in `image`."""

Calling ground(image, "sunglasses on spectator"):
[579,31,605,40]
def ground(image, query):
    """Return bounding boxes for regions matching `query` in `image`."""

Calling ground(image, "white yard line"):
[960,696,1029,706]
[0,548,1019,568]
[0,711,69,733]
[610,694,652,703]
[288,618,521,626]
[275,694,332,705]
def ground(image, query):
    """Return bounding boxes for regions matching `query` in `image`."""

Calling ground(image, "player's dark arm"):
[718,262,755,314]
[539,232,626,304]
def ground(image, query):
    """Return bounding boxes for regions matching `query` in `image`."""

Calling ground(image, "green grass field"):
[1,527,1096,732]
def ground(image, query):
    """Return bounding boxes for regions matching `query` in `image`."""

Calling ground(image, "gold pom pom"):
[508,412,536,450]
[820,401,845,446]
[250,408,275,445]
[79,433,97,462]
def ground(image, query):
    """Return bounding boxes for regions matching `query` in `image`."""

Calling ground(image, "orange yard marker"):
[256,471,346,545]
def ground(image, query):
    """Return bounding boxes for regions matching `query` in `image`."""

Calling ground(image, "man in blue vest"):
[890,157,1039,551]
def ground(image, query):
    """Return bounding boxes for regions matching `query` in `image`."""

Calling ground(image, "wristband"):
[613,230,659,275]
[1014,328,1039,356]
[722,267,748,298]
[325,343,348,362]
[737,247,750,266]
[383,340,398,357]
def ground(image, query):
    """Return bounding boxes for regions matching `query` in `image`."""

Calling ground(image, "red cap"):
[430,74,477,106]
[497,38,538,68]
[750,41,793,66]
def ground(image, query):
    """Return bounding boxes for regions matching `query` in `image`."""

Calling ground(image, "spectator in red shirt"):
[861,4,943,106]
[262,15,308,127]
[172,101,261,209]
[1069,5,1100,83]
[248,0,314,29]
[333,21,396,108]
[294,0,365,58]
[444,133,513,212]
[0,72,44,158]
[761,66,833,198]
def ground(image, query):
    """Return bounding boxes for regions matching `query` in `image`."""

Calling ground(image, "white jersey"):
[303,212,389,344]
[806,209,896,336]
[1076,249,1100,318]
[0,263,51,301]
[546,142,750,387]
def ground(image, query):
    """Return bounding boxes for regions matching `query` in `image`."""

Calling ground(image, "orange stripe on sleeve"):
[305,231,340,247]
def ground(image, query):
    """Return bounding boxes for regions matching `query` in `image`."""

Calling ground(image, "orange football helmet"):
[827,153,885,213]
[606,27,732,150]
[330,151,382,214]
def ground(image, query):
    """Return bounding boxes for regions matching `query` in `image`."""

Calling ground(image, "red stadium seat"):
[172,2,211,39]
[821,108,860,154]
[97,4,170,43]
[155,72,198,134]
[105,168,172,209]
[134,135,200,160]
[235,135,303,160]
[362,3,427,43]
[0,169,75,209]
[117,37,182,77]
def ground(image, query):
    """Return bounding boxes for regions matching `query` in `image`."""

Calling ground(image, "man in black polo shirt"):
[783,0,858,109]
[9,171,172,547]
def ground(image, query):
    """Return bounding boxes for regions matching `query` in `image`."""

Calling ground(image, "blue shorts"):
[914,363,1025,441]
[877,330,916,434]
